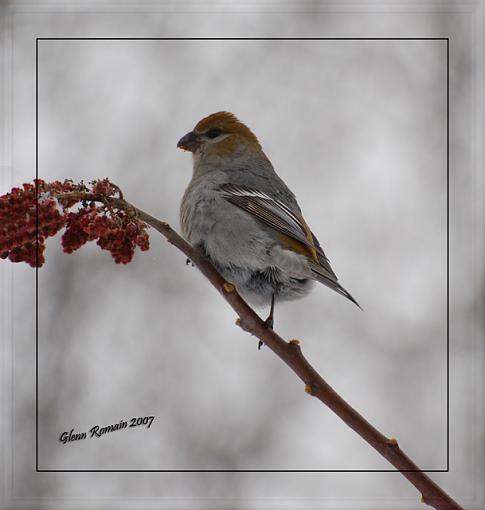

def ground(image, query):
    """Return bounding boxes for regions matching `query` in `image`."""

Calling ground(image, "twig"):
[56,191,463,510]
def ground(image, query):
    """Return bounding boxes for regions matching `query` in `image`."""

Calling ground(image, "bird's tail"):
[310,264,362,310]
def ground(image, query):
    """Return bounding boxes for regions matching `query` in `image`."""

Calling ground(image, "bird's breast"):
[180,177,272,270]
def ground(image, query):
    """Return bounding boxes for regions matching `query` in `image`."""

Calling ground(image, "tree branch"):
[56,191,463,510]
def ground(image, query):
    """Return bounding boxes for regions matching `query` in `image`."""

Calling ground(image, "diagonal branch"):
[56,191,463,510]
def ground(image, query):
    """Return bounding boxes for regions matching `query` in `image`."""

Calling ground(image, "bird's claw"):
[258,316,274,350]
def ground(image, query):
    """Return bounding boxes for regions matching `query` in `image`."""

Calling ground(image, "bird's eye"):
[206,128,222,139]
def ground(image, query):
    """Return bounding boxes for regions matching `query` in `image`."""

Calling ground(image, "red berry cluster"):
[0,178,150,267]
[0,181,66,267]
[91,179,119,197]
[61,205,149,264]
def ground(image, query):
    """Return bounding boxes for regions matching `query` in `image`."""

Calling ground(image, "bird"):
[177,111,360,342]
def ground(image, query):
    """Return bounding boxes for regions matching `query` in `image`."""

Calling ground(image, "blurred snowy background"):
[35,37,448,470]
[1,2,483,510]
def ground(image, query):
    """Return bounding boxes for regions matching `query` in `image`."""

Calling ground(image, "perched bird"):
[178,111,360,336]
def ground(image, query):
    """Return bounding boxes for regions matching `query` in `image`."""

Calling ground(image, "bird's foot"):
[263,316,274,330]
[258,316,274,350]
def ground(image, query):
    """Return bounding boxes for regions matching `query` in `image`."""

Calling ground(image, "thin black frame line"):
[35,37,450,474]
[36,37,448,41]
[36,469,450,473]
[446,36,450,473]
[35,37,39,473]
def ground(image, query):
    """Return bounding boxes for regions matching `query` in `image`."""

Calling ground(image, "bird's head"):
[177,112,263,163]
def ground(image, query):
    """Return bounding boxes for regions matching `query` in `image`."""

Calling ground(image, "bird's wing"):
[219,183,336,277]
[219,183,361,308]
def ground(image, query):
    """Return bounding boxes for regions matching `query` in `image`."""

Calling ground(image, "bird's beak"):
[177,131,199,152]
